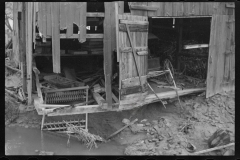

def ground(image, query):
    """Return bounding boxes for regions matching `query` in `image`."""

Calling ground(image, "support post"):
[103,2,113,109]
[20,2,27,93]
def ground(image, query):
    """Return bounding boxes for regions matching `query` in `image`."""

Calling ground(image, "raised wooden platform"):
[33,87,205,116]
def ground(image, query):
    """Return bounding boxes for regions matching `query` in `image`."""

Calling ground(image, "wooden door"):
[206,15,235,98]
[117,14,149,110]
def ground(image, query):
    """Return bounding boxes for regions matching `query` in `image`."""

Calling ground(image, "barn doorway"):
[147,16,211,93]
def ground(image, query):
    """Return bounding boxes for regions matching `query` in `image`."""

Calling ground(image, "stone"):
[122,118,130,125]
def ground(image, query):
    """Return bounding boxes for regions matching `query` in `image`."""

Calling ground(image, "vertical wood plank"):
[79,2,86,43]
[66,2,74,38]
[46,2,52,36]
[51,2,61,73]
[104,2,113,109]
[26,2,33,104]
[33,3,36,49]
[115,2,120,62]
[20,2,27,93]
[38,2,42,34]
[42,2,47,38]
[60,2,67,30]
[164,2,172,16]
[147,2,158,17]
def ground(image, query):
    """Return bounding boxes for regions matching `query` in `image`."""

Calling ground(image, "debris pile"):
[65,121,105,150]
[123,91,234,155]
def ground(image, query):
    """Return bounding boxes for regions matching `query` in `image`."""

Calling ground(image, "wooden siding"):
[130,2,235,17]
[118,14,148,109]
[206,15,235,97]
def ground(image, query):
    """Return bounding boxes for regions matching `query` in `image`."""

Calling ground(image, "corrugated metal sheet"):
[130,2,234,17]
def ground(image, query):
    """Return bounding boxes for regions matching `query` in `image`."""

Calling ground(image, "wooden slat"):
[42,2,47,38]
[60,2,67,29]
[46,2,51,36]
[120,46,148,53]
[26,2,33,104]
[38,2,42,34]
[129,5,158,11]
[147,2,158,17]
[33,3,36,49]
[120,20,148,25]
[66,2,73,38]
[51,2,61,73]
[164,2,172,16]
[87,12,105,17]
[206,15,230,98]
[103,2,113,109]
[119,24,148,32]
[115,2,120,62]
[121,75,147,88]
[57,33,103,39]
[183,44,209,49]
[79,2,87,43]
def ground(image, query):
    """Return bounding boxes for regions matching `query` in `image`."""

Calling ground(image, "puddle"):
[5,126,125,155]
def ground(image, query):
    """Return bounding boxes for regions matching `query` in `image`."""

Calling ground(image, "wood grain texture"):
[66,2,74,38]
[121,75,147,88]
[119,24,148,32]
[26,2,33,104]
[79,2,86,43]
[128,2,233,17]
[51,2,61,73]
[46,2,52,36]
[60,2,67,29]
[103,2,113,109]
[206,15,234,97]
[41,2,47,38]
[38,2,42,34]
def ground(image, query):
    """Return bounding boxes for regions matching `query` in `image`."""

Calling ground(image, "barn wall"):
[129,2,235,16]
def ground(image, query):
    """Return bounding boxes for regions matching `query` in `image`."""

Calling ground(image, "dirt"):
[5,72,235,155]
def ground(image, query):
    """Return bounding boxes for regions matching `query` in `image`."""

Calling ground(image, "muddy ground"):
[5,71,235,155]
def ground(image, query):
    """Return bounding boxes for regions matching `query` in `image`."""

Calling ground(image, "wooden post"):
[177,18,183,70]
[104,2,113,109]
[26,2,33,105]
[20,2,27,93]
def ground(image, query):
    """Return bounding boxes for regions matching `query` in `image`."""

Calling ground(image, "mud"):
[5,72,235,155]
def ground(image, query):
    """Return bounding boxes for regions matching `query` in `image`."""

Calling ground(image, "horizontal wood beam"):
[120,46,148,53]
[183,44,209,49]
[58,34,103,39]
[144,88,206,105]
[119,24,148,32]
[226,3,235,8]
[92,91,108,109]
[129,5,158,11]
[120,20,149,25]
[86,12,104,17]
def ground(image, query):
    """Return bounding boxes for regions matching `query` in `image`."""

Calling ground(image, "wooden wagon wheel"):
[163,59,174,85]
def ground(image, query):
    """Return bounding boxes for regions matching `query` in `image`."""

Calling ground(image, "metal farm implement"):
[41,85,90,132]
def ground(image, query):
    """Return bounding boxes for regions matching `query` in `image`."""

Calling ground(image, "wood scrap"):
[107,118,138,140]
[191,143,234,155]
[5,89,24,103]
[74,99,95,107]
[149,79,168,85]
[5,65,21,73]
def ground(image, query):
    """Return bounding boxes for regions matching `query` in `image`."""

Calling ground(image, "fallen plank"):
[92,91,108,108]
[183,44,209,49]
[5,65,21,72]
[5,89,24,103]
[107,118,138,140]
[144,88,206,105]
[191,143,234,155]
[74,99,95,107]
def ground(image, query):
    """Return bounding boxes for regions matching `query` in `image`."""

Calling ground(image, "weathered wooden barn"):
[12,2,235,124]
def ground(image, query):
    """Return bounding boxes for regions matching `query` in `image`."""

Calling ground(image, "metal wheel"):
[163,59,174,85]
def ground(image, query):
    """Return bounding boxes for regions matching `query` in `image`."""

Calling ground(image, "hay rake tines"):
[44,86,89,104]
[42,119,86,131]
